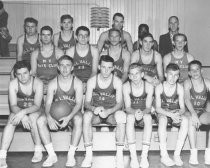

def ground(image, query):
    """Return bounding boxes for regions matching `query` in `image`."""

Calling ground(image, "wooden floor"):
[5,151,210,168]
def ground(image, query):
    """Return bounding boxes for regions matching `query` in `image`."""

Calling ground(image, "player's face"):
[61,19,73,31]
[25,22,37,36]
[41,30,52,44]
[58,59,73,77]
[109,30,121,46]
[113,16,124,30]
[139,27,148,38]
[169,17,179,32]
[77,30,89,45]
[174,35,186,51]
[99,61,114,78]
[189,64,202,79]
[142,36,154,52]
[129,68,143,84]
[165,70,179,85]
[16,68,31,84]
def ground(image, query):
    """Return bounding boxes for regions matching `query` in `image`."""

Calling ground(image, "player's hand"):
[47,115,60,130]
[11,110,26,125]
[152,76,160,87]
[94,106,104,115]
[135,109,143,121]
[21,115,31,130]
[191,113,200,129]
[170,112,181,123]
[83,83,87,94]
[99,109,109,119]
[59,115,71,128]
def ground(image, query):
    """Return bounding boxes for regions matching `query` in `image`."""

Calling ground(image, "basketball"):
[50,101,73,121]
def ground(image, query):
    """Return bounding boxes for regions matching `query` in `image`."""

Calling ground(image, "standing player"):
[123,63,154,168]
[37,55,83,167]
[131,33,163,86]
[53,14,76,54]
[17,17,40,62]
[155,63,189,166]
[81,55,126,168]
[100,28,130,83]
[97,13,133,54]
[66,26,99,92]
[31,26,63,93]
[184,60,210,165]
[0,61,43,168]
[163,33,194,83]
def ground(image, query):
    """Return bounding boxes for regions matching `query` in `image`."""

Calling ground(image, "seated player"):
[123,63,154,168]
[100,28,130,83]
[53,14,76,54]
[184,60,210,165]
[131,33,163,87]
[81,55,126,168]
[155,63,189,166]
[0,61,43,168]
[36,55,83,167]
[163,33,194,84]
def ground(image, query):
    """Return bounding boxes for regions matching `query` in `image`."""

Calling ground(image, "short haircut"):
[141,33,154,41]
[173,33,187,42]
[58,55,74,65]
[75,26,90,36]
[188,60,202,71]
[24,17,38,26]
[60,14,73,23]
[108,28,121,37]
[113,13,124,20]
[168,16,179,23]
[13,60,31,76]
[129,63,142,72]
[138,24,149,38]
[166,63,180,72]
[0,1,4,9]
[40,26,53,35]
[99,55,114,65]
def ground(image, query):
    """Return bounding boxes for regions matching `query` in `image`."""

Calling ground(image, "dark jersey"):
[57,31,75,53]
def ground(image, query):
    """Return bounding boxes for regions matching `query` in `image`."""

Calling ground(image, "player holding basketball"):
[37,55,83,167]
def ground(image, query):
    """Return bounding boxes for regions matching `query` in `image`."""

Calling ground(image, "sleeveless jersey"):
[22,34,40,63]
[108,48,124,78]
[130,81,147,111]
[92,75,116,109]
[138,50,157,78]
[36,47,58,84]
[170,52,189,83]
[161,83,180,110]
[190,79,208,110]
[57,31,75,53]
[73,45,93,83]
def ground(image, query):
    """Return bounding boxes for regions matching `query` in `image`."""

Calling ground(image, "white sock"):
[141,144,150,157]
[85,146,93,158]
[116,145,124,156]
[34,145,43,152]
[191,148,197,154]
[68,145,77,156]
[205,148,210,152]
[45,143,56,156]
[0,150,7,159]
[128,144,137,159]
[159,143,168,157]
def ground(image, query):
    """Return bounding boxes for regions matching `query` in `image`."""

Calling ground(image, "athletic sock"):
[34,145,43,152]
[45,143,56,156]
[86,145,93,158]
[128,144,138,159]
[141,144,150,157]
[0,150,7,159]
[68,145,77,156]
[159,143,168,157]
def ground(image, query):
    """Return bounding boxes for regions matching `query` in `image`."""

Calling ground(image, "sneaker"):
[42,154,57,167]
[160,156,175,166]
[116,154,124,168]
[173,155,183,166]
[205,148,210,165]
[0,158,7,168]
[139,156,149,168]
[81,155,92,167]
[130,158,139,168]
[189,149,199,165]
[66,154,76,167]
[31,151,43,163]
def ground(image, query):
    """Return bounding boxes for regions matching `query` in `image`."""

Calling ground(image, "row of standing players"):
[0,13,210,168]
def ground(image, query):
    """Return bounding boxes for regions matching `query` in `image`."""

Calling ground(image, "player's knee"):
[83,111,93,123]
[73,114,83,126]
[143,114,152,124]
[37,115,47,128]
[126,114,135,124]
[181,115,188,123]
[115,110,126,124]
[29,113,40,124]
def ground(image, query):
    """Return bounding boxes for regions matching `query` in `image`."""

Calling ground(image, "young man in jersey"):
[31,26,64,93]
[17,17,40,62]
[66,26,99,92]
[53,14,76,54]
[37,55,83,167]
[155,63,189,166]
[100,28,130,83]
[97,13,133,54]
[81,55,126,168]
[131,33,163,87]
[184,60,210,165]
[163,33,194,84]
[123,63,154,168]
[0,61,43,168]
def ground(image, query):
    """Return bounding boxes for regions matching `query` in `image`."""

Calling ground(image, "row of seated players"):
[0,56,210,168]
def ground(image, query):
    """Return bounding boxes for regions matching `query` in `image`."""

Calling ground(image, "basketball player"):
[97,13,133,54]
[100,28,130,83]
[163,33,194,83]
[0,61,43,168]
[155,63,189,166]
[123,63,154,168]
[53,14,76,54]
[131,33,163,86]
[37,55,83,167]
[81,55,126,168]
[184,60,210,165]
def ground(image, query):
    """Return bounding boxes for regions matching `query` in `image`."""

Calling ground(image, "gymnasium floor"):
[5,151,210,168]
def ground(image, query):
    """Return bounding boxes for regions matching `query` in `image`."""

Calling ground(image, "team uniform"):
[57,32,75,53]
[170,52,189,83]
